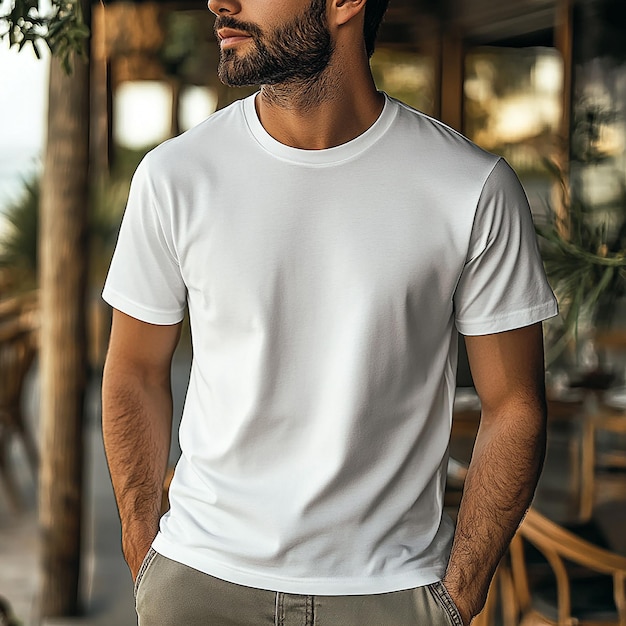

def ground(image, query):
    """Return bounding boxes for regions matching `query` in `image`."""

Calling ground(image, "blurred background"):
[1,0,626,624]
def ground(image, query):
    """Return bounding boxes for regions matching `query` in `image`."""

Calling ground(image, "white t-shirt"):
[103,93,557,595]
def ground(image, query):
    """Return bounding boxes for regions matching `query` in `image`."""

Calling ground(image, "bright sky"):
[0,41,49,212]
[0,42,49,150]
[0,37,214,214]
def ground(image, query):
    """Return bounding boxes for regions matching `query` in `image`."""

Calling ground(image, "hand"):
[442,579,476,626]
[122,526,158,581]
[126,544,153,582]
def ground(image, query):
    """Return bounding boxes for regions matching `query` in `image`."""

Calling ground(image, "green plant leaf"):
[1,0,89,73]
[536,159,626,362]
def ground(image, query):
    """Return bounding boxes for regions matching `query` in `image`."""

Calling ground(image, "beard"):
[214,0,334,87]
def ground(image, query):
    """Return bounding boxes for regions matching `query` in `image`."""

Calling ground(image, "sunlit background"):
[0,46,217,215]
[4,18,617,225]
[2,2,626,625]
[2,4,625,225]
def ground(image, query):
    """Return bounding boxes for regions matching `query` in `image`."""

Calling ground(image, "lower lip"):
[220,36,251,48]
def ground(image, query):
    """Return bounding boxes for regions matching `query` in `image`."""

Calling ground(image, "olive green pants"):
[134,549,463,626]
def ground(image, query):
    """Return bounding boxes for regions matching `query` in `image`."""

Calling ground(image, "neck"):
[260,69,338,113]
[255,60,384,150]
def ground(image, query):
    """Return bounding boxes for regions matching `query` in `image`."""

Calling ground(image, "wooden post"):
[91,3,112,175]
[553,0,574,230]
[38,0,91,617]
[169,76,182,137]
[438,26,465,132]
[555,0,573,169]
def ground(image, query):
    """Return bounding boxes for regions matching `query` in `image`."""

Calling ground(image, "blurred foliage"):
[89,175,131,282]
[160,11,198,79]
[0,177,39,291]
[0,145,150,295]
[371,48,435,114]
[109,145,152,183]
[0,0,89,73]
[0,596,22,626]
[536,160,626,361]
[570,98,620,165]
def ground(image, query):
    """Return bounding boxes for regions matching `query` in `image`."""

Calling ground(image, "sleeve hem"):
[102,286,185,326]
[456,300,558,336]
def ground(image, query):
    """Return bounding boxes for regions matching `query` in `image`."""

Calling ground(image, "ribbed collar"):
[242,92,396,166]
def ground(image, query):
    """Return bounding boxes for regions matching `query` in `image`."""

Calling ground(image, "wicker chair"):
[0,293,39,512]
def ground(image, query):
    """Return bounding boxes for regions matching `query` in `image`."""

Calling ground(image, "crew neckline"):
[242,92,396,166]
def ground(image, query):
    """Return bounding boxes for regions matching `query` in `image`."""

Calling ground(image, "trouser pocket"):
[427,581,464,626]
[134,547,158,598]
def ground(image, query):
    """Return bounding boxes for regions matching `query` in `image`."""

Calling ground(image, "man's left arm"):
[443,322,548,624]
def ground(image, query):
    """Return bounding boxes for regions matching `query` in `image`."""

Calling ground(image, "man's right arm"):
[102,309,182,580]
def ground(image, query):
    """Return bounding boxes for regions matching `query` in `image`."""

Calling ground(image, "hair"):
[363,0,390,57]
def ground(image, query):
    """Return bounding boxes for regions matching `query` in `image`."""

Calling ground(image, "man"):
[102,0,558,623]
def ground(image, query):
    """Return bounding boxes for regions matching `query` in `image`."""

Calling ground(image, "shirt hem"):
[151,535,444,595]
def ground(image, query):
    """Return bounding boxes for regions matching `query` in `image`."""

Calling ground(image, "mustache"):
[213,15,264,39]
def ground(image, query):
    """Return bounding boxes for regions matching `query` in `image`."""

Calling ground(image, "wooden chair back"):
[509,507,626,626]
[578,408,626,522]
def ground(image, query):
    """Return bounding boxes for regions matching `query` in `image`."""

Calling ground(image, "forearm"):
[102,365,173,577]
[444,398,546,622]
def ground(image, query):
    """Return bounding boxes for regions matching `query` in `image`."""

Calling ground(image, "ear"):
[329,0,367,27]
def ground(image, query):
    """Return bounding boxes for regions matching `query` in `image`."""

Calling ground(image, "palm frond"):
[536,162,626,351]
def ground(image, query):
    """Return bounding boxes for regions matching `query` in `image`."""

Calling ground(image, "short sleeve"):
[454,158,558,336]
[102,156,187,325]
